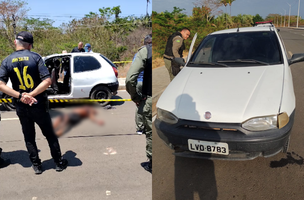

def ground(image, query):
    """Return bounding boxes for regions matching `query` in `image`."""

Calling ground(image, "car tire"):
[282,136,290,153]
[2,94,15,111]
[90,86,112,107]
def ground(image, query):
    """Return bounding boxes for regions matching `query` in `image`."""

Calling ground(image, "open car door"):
[186,33,197,64]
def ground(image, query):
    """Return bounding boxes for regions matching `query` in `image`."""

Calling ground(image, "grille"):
[183,125,237,132]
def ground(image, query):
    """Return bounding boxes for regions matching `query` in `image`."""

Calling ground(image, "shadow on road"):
[175,157,217,200]
[110,95,127,106]
[42,150,82,171]
[1,150,32,167]
[1,150,82,171]
[270,152,304,168]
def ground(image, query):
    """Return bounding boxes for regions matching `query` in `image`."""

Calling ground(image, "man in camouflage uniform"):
[163,28,190,81]
[126,34,152,173]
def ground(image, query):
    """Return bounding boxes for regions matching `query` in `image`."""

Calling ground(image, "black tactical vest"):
[164,32,185,58]
[142,44,152,96]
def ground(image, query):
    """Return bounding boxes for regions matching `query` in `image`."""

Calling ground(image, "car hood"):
[157,65,284,123]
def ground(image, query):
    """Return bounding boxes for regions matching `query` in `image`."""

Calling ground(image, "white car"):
[155,24,304,160]
[1,52,119,110]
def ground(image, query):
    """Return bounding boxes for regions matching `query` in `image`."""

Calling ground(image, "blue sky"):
[26,0,152,27]
[153,0,304,19]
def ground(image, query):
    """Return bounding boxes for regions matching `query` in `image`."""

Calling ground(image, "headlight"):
[242,115,278,131]
[157,108,178,124]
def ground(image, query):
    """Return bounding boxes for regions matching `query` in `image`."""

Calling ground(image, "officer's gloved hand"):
[132,94,142,106]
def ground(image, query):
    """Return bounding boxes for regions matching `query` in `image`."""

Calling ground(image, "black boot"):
[0,148,10,169]
[140,159,152,173]
[0,157,10,169]
[55,159,68,172]
[32,163,42,174]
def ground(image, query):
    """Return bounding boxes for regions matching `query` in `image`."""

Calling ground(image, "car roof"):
[43,52,100,59]
[210,26,276,35]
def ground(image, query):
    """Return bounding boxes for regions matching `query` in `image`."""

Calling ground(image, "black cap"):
[16,31,34,44]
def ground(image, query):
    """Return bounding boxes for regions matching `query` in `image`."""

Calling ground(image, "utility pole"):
[281,13,283,27]
[287,3,291,27]
[297,0,301,28]
[283,9,286,27]
[277,15,279,26]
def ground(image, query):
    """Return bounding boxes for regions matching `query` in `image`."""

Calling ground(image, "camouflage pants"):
[135,81,145,132]
[164,58,175,81]
[138,96,152,160]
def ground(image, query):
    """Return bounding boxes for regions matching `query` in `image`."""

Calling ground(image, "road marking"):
[288,51,293,57]
[1,118,19,121]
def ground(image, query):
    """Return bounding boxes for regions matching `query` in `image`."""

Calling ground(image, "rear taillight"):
[112,67,118,77]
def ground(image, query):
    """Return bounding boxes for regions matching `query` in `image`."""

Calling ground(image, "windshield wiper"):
[189,61,229,67]
[217,59,269,65]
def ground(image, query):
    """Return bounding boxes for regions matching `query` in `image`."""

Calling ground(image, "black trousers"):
[16,105,62,164]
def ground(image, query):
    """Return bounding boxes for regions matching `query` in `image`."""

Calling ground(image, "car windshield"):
[189,31,282,67]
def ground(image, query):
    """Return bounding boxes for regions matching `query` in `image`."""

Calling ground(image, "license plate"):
[188,139,229,155]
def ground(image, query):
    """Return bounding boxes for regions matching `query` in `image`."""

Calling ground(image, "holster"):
[171,59,181,76]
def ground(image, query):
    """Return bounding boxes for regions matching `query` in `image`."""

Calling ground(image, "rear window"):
[190,31,282,66]
[74,56,101,73]
[100,55,117,69]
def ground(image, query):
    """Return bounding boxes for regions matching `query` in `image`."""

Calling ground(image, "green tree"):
[23,18,55,31]
[0,0,28,50]
[252,14,264,24]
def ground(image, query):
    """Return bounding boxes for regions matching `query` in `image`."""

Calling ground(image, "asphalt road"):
[0,90,151,200]
[152,28,304,200]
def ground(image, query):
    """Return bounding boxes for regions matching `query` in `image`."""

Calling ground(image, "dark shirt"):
[0,49,50,107]
[71,47,85,53]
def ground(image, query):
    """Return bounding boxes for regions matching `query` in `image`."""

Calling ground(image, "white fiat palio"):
[155,22,304,160]
[0,52,119,110]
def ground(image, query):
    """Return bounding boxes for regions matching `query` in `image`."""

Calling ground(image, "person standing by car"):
[134,35,153,135]
[0,31,68,174]
[71,42,85,53]
[163,28,190,81]
[126,34,152,173]
[84,43,93,53]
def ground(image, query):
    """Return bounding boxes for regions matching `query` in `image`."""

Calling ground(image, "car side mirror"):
[174,57,186,66]
[289,53,304,65]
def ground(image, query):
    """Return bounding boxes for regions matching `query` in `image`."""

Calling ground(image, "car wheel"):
[2,94,15,111]
[282,136,290,153]
[90,86,112,107]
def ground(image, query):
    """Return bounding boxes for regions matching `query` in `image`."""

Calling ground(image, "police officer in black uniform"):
[0,31,68,174]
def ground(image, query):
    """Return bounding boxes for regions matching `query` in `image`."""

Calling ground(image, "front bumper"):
[155,111,295,160]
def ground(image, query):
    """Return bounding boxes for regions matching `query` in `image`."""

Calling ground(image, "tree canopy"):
[0,1,151,62]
